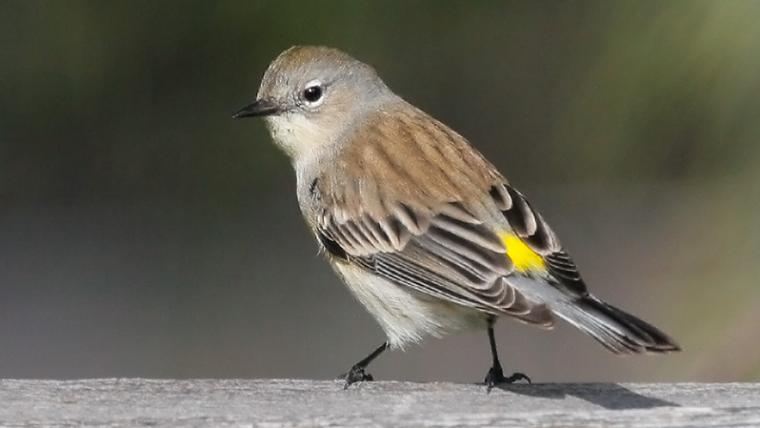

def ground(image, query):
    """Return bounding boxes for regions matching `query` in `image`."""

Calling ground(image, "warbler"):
[234,46,680,389]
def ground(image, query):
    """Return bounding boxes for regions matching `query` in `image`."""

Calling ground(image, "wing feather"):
[319,203,553,325]
[490,183,589,296]
[309,104,588,325]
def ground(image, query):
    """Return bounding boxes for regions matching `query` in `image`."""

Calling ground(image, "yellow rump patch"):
[499,233,546,272]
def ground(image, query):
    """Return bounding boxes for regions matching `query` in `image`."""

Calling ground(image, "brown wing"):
[318,201,553,325]
[313,104,555,325]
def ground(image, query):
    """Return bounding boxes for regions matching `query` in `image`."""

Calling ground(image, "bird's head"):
[234,46,394,161]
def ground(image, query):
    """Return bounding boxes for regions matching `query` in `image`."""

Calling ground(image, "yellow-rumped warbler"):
[234,46,680,389]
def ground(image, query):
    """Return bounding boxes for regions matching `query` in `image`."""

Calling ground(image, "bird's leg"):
[483,323,530,392]
[341,342,388,389]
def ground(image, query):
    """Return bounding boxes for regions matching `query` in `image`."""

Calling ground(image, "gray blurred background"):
[1,0,759,382]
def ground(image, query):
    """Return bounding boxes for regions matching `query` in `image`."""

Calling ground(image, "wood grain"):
[1,379,758,427]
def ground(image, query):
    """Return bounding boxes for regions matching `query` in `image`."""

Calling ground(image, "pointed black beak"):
[232,98,280,119]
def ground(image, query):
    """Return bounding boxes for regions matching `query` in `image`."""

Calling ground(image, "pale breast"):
[333,262,489,349]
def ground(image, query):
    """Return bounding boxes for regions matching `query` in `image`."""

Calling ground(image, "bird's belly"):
[334,263,488,349]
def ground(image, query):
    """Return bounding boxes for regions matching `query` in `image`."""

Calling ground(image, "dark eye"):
[303,85,323,103]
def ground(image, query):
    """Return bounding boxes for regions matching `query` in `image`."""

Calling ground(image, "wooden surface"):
[1,379,759,427]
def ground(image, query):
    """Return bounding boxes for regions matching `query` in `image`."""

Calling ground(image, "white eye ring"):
[302,79,325,107]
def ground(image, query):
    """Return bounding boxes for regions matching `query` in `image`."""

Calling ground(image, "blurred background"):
[1,0,759,382]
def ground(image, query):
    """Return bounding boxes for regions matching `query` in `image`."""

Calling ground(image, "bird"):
[233,46,680,390]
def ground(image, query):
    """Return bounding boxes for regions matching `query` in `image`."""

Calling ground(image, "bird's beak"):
[232,98,280,119]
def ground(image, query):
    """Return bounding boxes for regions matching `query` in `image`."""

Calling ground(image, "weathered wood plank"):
[1,379,758,427]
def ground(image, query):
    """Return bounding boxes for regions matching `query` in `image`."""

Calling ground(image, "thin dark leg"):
[484,323,530,392]
[341,342,388,389]
[487,325,502,372]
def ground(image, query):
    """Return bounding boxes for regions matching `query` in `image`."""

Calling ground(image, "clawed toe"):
[339,342,387,390]
[484,366,531,392]
[341,365,374,389]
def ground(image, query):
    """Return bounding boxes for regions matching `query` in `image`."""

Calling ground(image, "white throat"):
[265,113,337,165]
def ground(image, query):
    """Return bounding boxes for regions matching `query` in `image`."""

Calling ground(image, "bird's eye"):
[302,82,323,104]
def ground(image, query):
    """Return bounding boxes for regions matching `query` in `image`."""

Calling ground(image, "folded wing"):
[317,199,554,327]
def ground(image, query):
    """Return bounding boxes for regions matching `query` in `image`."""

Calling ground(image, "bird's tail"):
[554,296,680,354]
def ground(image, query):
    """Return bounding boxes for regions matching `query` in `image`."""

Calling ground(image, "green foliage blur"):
[1,1,759,381]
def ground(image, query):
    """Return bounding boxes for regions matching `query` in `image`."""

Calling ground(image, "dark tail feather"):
[555,296,681,354]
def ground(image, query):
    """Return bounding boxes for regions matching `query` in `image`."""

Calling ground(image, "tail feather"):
[554,296,680,354]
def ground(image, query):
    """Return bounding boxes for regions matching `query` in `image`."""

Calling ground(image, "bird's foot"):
[483,366,530,392]
[340,365,374,389]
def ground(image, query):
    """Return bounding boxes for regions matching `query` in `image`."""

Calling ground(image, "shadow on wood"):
[494,383,678,409]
